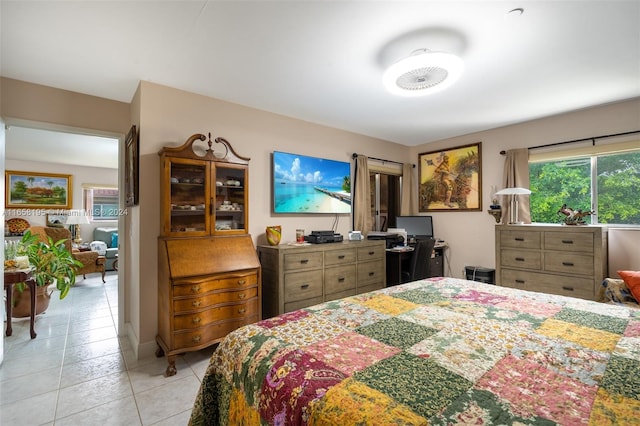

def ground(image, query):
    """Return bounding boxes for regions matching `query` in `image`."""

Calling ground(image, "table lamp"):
[494,187,531,224]
[65,210,90,244]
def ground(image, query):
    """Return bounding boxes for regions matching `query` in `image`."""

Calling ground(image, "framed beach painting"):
[418,142,482,212]
[5,170,72,209]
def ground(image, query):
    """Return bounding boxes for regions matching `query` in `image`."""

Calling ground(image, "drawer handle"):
[238,308,246,314]
[562,262,574,267]
[369,272,375,276]
[192,300,202,307]
[338,255,345,259]
[301,284,309,289]
[562,286,574,291]
[368,251,375,255]
[192,335,201,343]
[238,293,246,299]
[515,257,525,262]
[300,259,309,264]
[338,277,345,282]
[515,237,524,242]
[515,279,525,284]
[191,285,201,293]
[561,239,574,244]
[237,279,246,285]
[192,317,201,324]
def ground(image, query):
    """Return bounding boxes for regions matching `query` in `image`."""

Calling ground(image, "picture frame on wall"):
[125,125,139,207]
[46,212,69,228]
[5,170,73,209]
[418,142,482,212]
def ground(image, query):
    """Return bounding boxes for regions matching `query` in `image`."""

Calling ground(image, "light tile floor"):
[1,272,215,425]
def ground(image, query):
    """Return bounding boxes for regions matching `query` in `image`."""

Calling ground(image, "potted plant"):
[11,230,83,317]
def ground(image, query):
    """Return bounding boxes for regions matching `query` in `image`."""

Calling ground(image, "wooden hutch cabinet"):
[156,133,261,376]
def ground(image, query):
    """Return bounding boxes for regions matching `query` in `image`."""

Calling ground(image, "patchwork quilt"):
[189,277,640,425]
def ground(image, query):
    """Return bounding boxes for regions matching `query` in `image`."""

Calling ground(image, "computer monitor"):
[395,216,434,241]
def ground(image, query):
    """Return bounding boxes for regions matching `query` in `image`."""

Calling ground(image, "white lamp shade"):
[494,187,532,195]
[65,210,90,225]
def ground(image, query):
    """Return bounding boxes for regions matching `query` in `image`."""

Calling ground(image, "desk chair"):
[402,238,436,283]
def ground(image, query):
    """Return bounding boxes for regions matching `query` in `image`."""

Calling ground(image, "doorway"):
[3,120,123,334]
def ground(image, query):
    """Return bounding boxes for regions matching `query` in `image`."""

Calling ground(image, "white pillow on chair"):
[90,241,107,256]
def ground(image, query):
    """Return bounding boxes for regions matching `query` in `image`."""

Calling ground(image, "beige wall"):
[133,81,410,356]
[408,97,640,279]
[5,159,118,242]
[3,76,639,358]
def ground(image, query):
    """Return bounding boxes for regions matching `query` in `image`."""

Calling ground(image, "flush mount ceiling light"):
[383,49,463,97]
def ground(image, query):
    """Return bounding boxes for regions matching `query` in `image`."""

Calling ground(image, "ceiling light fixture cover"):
[383,49,463,97]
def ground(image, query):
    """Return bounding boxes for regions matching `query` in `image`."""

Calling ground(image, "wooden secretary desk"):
[156,133,261,376]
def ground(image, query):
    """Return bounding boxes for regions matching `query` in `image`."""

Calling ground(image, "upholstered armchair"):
[28,226,106,283]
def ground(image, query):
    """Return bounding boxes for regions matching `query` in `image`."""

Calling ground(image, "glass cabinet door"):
[166,159,209,236]
[213,164,247,234]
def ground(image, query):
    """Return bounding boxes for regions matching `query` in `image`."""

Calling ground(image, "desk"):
[4,269,37,339]
[386,244,446,286]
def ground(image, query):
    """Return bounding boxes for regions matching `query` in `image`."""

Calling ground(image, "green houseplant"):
[12,230,83,316]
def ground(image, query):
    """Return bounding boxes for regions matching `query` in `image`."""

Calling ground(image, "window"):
[83,186,119,221]
[529,144,640,225]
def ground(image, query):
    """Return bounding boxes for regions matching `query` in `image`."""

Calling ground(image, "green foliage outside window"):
[529,151,640,225]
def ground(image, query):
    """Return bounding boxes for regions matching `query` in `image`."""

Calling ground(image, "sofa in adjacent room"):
[92,227,118,271]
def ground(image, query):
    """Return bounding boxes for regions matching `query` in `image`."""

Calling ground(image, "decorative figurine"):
[557,204,594,225]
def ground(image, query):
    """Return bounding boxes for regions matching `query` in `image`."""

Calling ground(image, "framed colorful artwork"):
[418,142,482,212]
[125,125,139,207]
[5,170,72,209]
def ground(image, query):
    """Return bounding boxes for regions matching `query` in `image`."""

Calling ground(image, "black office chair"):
[402,238,436,283]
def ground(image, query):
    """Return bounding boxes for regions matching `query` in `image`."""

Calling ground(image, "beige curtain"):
[353,154,372,234]
[502,148,531,223]
[400,163,417,215]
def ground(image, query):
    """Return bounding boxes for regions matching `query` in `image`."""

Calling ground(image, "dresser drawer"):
[284,252,323,271]
[357,282,385,295]
[173,287,258,312]
[325,264,356,295]
[284,296,323,313]
[500,249,541,270]
[325,288,356,302]
[500,230,541,249]
[324,248,356,266]
[173,298,259,330]
[358,261,385,287]
[173,315,259,349]
[357,245,385,262]
[544,252,594,275]
[284,270,323,302]
[501,268,594,299]
[173,273,257,296]
[544,231,594,253]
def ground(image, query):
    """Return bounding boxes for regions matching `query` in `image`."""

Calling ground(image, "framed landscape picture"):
[418,142,482,212]
[5,170,72,209]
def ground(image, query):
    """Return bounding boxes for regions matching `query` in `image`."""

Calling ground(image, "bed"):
[189,277,640,425]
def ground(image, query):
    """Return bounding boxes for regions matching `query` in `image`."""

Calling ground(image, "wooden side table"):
[4,269,37,339]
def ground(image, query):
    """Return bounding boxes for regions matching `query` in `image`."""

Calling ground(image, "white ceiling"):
[2,1,639,155]
[5,126,119,169]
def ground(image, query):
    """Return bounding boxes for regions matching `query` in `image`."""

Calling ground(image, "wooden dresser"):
[495,224,607,301]
[156,133,260,376]
[258,240,386,318]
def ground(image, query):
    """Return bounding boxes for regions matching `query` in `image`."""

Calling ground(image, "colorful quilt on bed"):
[189,277,640,425]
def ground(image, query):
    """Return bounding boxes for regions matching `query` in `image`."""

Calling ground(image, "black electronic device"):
[395,216,434,242]
[305,231,344,244]
[367,231,405,248]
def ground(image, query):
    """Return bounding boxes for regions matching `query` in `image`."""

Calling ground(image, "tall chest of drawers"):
[157,235,261,376]
[258,240,386,318]
[495,224,607,300]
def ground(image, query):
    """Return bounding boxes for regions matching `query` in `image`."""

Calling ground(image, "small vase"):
[266,226,282,246]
